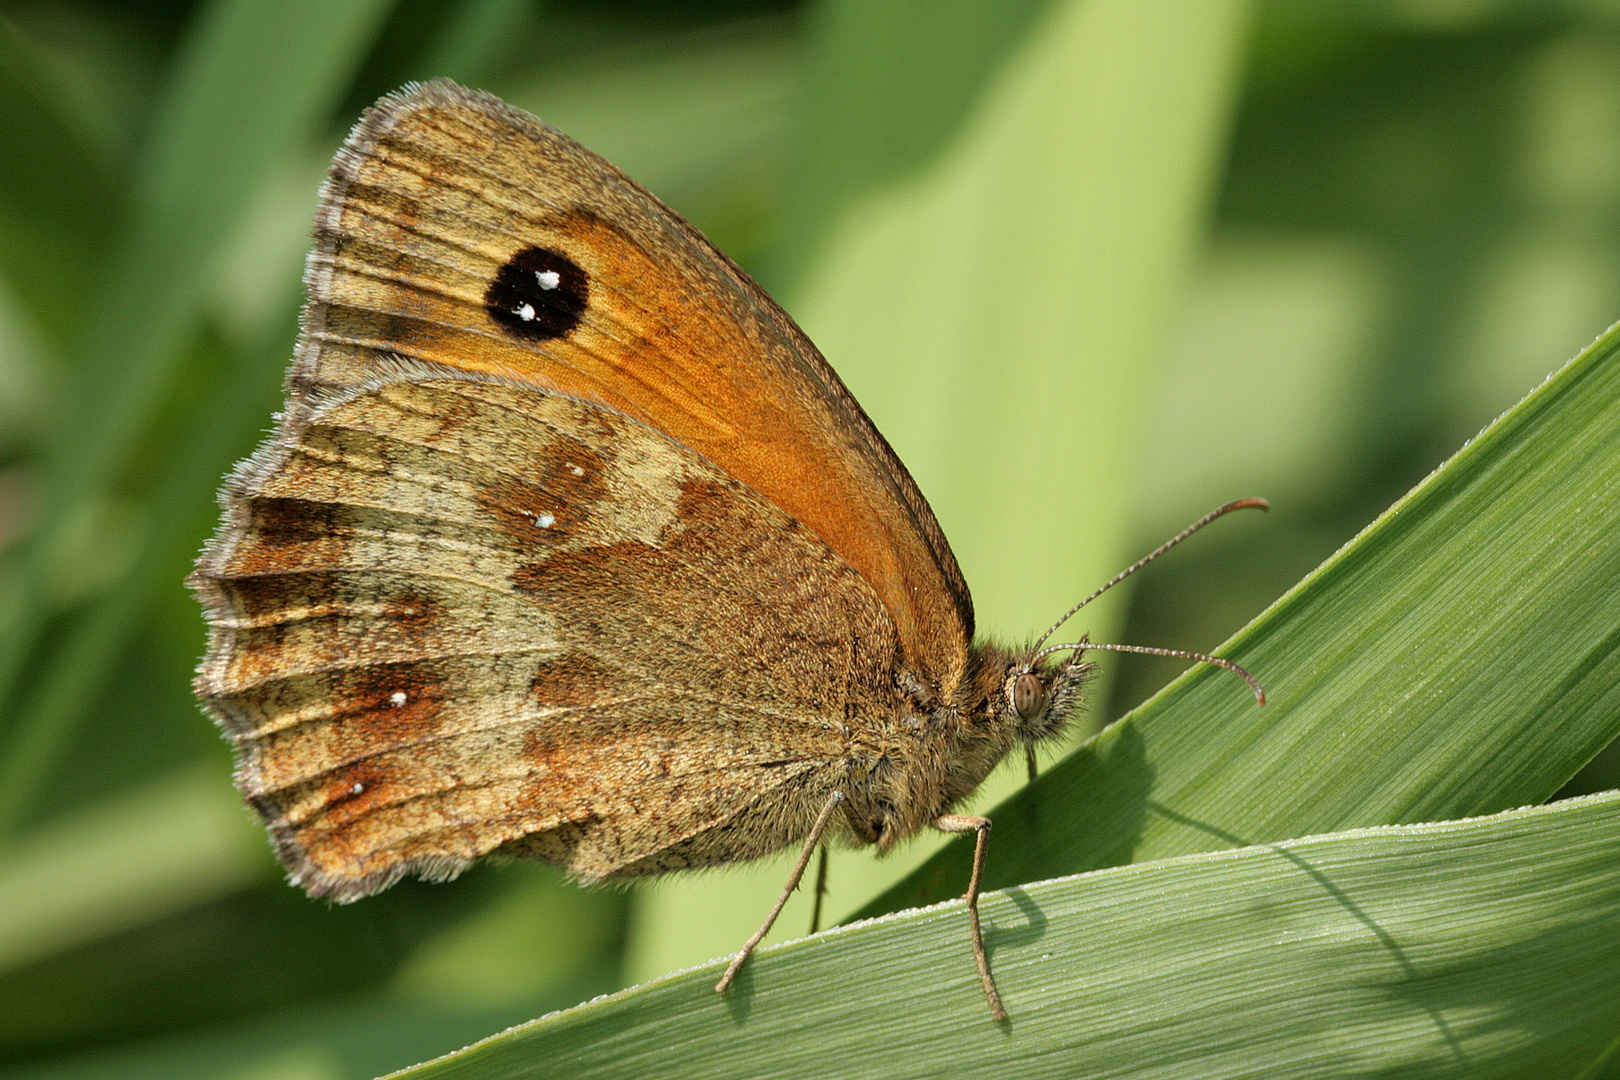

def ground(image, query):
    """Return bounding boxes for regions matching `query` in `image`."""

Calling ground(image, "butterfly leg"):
[716,790,846,994]
[808,844,830,935]
[934,814,1007,1021]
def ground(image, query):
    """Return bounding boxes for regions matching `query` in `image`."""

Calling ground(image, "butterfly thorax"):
[839,643,1093,852]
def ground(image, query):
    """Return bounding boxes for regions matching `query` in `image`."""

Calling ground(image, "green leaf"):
[860,313,1620,919]
[0,0,395,835]
[0,766,268,976]
[52,0,394,493]
[0,11,126,344]
[0,315,293,838]
[389,792,1620,1079]
[501,19,802,214]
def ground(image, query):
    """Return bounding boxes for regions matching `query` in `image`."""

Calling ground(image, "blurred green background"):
[0,1,1618,1077]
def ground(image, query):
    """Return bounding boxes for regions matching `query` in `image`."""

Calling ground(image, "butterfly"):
[191,79,1263,1021]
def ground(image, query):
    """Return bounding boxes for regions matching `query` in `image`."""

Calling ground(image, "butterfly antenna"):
[1031,640,1265,705]
[1031,497,1269,653]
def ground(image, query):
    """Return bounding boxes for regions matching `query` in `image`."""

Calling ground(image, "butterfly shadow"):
[720,966,757,1025]
[985,885,1049,958]
[1146,800,1466,1063]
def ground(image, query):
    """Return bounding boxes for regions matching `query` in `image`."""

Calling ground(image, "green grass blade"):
[50,0,393,493]
[389,791,1620,1080]
[413,0,533,89]
[0,309,291,834]
[0,12,124,345]
[500,17,803,244]
[860,317,1620,918]
[0,0,393,834]
[767,0,1057,286]
[0,766,267,975]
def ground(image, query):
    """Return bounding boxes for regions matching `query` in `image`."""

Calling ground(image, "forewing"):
[193,372,899,900]
[295,79,971,694]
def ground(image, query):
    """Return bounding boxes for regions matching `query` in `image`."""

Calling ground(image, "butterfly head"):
[1000,639,1095,747]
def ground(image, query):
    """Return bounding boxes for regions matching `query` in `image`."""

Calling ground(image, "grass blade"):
[50,0,393,493]
[390,791,1620,1080]
[861,317,1620,918]
[0,766,266,975]
[0,0,394,834]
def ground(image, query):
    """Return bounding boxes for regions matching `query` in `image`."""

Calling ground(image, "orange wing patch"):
[193,372,899,899]
[293,80,972,699]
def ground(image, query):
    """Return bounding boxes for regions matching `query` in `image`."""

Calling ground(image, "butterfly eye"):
[1011,672,1046,720]
[485,246,588,340]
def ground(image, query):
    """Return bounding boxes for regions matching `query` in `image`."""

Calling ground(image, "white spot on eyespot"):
[535,269,561,290]
[516,302,536,321]
[350,782,364,796]
[390,691,408,707]
[532,512,556,529]
[568,464,584,476]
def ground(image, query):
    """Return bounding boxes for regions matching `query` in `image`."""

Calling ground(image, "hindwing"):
[193,370,900,899]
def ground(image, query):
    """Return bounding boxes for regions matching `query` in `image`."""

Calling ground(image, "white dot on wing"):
[390,691,408,707]
[516,302,536,321]
[535,269,561,290]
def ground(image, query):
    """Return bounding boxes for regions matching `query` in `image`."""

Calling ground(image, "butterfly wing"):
[294,79,971,695]
[194,371,899,899]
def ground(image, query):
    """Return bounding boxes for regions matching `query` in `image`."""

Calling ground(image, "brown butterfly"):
[190,79,1264,1021]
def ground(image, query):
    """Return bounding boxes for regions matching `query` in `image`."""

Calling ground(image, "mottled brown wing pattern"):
[292,79,972,695]
[193,369,901,900]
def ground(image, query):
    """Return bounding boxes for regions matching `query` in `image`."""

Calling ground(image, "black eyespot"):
[1012,672,1047,720]
[485,247,588,340]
